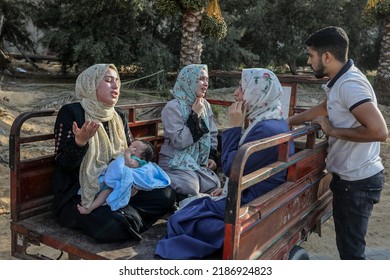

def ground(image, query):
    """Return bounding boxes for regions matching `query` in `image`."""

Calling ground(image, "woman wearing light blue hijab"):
[158,64,221,199]
[155,68,294,259]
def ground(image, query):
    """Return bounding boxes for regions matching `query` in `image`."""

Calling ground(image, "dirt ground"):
[0,62,389,260]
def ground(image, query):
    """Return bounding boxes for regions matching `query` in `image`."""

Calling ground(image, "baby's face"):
[127,157,140,168]
[129,141,146,158]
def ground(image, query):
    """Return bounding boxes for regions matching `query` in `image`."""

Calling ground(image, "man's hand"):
[73,120,100,147]
[312,116,332,136]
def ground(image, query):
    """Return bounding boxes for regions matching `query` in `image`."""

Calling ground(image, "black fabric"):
[349,98,372,112]
[208,147,218,164]
[52,102,175,243]
[186,110,210,143]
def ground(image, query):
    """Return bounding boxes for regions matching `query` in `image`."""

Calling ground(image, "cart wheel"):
[288,245,309,260]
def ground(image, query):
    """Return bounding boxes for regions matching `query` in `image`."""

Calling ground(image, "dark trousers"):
[58,187,176,243]
[330,170,383,260]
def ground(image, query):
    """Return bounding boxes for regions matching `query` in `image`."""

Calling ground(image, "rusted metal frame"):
[240,174,321,232]
[11,135,55,221]
[208,70,327,84]
[282,82,299,118]
[10,222,106,260]
[11,231,46,260]
[18,195,53,220]
[240,148,324,191]
[232,125,322,192]
[246,192,332,260]
[236,174,328,259]
[9,111,57,222]
[277,75,327,84]
[118,102,166,124]
[117,102,167,111]
[207,71,326,118]
[223,124,322,259]
[17,133,54,144]
[9,110,57,169]
[243,166,328,228]
[128,119,162,128]
[126,107,136,123]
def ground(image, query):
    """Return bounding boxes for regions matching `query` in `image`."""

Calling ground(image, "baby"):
[77,140,155,214]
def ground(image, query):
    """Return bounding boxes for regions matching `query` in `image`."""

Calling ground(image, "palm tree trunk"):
[179,9,204,68]
[375,15,390,105]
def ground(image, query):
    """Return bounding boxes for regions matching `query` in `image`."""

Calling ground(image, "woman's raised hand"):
[72,121,100,147]
[192,97,205,117]
[228,101,247,127]
[206,159,217,171]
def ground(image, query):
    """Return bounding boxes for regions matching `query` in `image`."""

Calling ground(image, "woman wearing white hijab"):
[155,68,294,259]
[53,64,175,242]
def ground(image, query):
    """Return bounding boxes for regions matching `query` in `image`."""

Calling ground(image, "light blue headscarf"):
[169,64,212,171]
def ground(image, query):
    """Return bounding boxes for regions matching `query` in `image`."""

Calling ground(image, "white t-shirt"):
[324,63,383,181]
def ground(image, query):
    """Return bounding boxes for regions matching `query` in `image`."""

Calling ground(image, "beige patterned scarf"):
[75,64,127,209]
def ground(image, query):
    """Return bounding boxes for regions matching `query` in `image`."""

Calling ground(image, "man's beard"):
[313,63,326,79]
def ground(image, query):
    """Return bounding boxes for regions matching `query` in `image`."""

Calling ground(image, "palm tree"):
[180,8,204,67]
[365,0,390,105]
[155,0,226,68]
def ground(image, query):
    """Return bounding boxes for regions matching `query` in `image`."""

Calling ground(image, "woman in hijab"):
[155,68,295,259]
[158,64,220,200]
[53,64,175,242]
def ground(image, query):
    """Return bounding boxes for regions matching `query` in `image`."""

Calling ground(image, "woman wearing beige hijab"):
[53,64,175,242]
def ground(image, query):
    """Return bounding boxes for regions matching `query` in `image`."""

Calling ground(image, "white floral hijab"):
[239,68,283,145]
[169,64,212,171]
[76,64,127,209]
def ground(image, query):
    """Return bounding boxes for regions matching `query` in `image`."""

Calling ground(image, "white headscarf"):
[239,68,283,145]
[76,64,127,209]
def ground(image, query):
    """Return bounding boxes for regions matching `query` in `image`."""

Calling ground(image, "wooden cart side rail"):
[222,124,328,259]
[242,189,332,260]
[227,124,322,196]
[9,110,58,222]
[9,110,57,170]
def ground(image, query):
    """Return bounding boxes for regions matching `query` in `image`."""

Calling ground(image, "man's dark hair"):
[140,140,155,162]
[305,26,349,63]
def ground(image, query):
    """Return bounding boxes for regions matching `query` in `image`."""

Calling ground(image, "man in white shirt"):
[287,26,388,260]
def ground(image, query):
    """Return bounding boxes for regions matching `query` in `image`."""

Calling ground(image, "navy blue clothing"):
[331,170,383,259]
[222,119,294,204]
[155,119,294,259]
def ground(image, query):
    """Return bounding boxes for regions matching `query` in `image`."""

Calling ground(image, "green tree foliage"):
[202,10,258,70]
[364,0,390,23]
[343,0,380,70]
[214,0,376,73]
[238,0,346,73]
[30,0,177,74]
[0,0,33,53]
[25,0,378,76]
[155,0,227,41]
